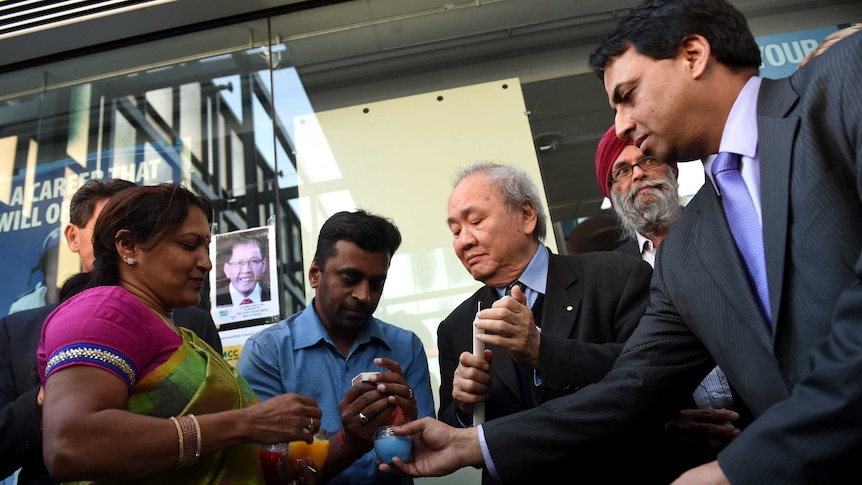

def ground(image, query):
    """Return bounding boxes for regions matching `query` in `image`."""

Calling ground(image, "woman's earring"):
[126,257,136,266]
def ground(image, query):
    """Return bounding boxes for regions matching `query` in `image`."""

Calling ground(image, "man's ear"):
[521,202,538,236]
[64,224,80,253]
[308,259,321,289]
[680,34,711,79]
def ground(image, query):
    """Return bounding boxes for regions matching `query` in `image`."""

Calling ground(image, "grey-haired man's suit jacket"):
[437,249,685,483]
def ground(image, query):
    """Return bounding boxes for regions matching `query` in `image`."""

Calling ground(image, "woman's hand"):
[248,393,323,444]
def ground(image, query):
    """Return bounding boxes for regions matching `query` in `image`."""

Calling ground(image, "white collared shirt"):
[635,233,656,268]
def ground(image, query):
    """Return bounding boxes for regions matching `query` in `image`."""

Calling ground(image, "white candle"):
[472,301,485,426]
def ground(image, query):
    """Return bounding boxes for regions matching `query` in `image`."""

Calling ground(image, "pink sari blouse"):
[38,286,182,388]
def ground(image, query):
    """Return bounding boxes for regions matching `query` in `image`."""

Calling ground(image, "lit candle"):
[472,301,485,426]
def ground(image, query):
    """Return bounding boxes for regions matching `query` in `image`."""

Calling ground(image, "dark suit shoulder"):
[556,249,650,273]
[443,285,486,317]
[439,286,490,331]
[659,186,711,256]
[614,239,641,258]
[1,305,58,336]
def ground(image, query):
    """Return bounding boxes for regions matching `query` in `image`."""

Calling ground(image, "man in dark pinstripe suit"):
[380,1,862,483]
[594,126,746,468]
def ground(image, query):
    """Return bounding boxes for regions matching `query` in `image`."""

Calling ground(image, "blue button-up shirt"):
[236,300,435,485]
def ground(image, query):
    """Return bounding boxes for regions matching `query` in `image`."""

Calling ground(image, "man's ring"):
[358,412,369,425]
[302,416,313,434]
[407,387,414,400]
[288,481,299,485]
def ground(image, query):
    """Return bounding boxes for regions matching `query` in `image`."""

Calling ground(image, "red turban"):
[594,125,678,201]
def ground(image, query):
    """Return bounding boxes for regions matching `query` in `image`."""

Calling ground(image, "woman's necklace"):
[149,307,181,337]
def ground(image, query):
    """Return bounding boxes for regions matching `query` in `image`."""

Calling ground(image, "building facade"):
[1,2,860,482]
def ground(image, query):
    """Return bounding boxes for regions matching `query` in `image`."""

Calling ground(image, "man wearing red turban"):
[594,125,680,263]
[595,126,679,205]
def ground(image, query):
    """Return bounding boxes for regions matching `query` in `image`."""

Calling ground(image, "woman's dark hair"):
[60,183,213,295]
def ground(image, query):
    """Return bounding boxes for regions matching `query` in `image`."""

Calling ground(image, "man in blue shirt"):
[237,209,434,485]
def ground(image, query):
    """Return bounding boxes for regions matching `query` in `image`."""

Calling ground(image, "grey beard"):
[612,177,683,243]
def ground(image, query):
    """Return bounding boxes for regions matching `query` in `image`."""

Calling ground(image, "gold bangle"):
[176,415,200,467]
[189,414,201,462]
[169,416,184,466]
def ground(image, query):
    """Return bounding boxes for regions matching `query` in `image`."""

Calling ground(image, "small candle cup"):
[373,424,412,465]
[259,443,287,485]
[288,429,329,469]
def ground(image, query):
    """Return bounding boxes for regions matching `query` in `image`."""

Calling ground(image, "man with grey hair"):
[594,124,683,264]
[437,160,676,483]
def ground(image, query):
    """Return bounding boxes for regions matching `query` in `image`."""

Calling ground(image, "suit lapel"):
[697,183,773,347]
[542,254,580,339]
[615,239,641,258]
[757,77,798,328]
[488,255,581,404]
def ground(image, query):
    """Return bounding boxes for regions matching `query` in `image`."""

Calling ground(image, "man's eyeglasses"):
[227,258,264,269]
[609,157,664,183]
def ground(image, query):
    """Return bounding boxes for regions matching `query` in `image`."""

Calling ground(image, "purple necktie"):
[240,298,252,305]
[712,152,771,322]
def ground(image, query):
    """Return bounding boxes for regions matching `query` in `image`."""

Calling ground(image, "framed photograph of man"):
[210,225,279,327]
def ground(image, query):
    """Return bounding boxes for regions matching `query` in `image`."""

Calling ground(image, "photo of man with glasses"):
[215,228,272,307]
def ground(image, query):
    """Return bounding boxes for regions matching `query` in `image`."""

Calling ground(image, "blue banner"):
[0,142,188,314]
[756,27,839,79]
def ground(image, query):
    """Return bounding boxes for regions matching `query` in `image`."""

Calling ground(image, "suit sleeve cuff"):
[478,424,499,479]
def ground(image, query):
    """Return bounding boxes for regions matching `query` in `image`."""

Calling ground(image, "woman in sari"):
[37,183,321,484]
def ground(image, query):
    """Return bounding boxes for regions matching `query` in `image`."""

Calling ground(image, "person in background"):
[594,128,682,265]
[216,231,271,306]
[7,228,61,315]
[596,125,747,465]
[379,1,862,483]
[0,302,57,485]
[37,183,321,483]
[237,209,435,485]
[438,160,673,483]
[1,178,220,485]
